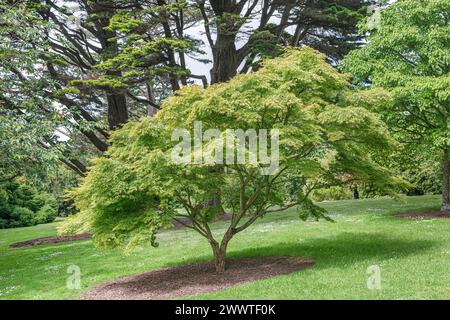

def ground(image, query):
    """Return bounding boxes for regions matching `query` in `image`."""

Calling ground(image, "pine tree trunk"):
[106,93,128,130]
[95,10,129,130]
[442,147,450,211]
[210,34,238,84]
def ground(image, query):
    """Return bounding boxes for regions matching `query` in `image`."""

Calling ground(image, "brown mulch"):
[396,211,450,219]
[84,256,316,300]
[10,233,92,248]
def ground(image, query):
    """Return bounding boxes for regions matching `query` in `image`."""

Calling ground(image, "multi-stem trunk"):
[212,245,227,273]
[442,147,450,211]
[210,232,233,273]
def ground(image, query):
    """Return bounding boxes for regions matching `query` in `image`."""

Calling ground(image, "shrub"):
[27,193,48,212]
[0,181,59,228]
[34,204,57,224]
[9,206,34,227]
[403,163,441,196]
[34,195,58,224]
[311,187,353,202]
[0,218,8,229]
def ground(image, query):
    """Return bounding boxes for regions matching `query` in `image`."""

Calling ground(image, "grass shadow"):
[225,232,436,270]
[160,232,436,272]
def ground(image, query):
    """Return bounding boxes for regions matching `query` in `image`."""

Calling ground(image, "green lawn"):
[0,195,449,300]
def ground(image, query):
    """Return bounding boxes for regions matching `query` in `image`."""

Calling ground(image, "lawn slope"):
[0,195,448,300]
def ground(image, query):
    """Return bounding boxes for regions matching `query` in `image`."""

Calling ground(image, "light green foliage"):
[341,0,449,206]
[61,48,405,256]
[388,146,442,196]
[342,0,450,149]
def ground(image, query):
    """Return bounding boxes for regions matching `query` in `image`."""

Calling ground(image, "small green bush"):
[9,206,35,227]
[27,193,48,212]
[34,199,58,224]
[311,187,353,202]
[0,181,59,228]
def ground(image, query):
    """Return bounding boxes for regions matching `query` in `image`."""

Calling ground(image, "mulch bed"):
[10,233,92,248]
[84,256,316,300]
[396,211,450,219]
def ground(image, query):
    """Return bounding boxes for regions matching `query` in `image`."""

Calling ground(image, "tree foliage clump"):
[0,0,383,180]
[60,47,405,272]
[341,0,450,208]
[0,181,59,229]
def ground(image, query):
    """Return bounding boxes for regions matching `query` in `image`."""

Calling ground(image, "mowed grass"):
[0,195,449,300]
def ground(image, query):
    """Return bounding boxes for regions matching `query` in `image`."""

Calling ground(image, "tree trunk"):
[211,34,238,84]
[94,10,129,130]
[442,147,450,211]
[213,247,226,273]
[210,232,232,273]
[106,93,128,130]
[146,82,158,117]
[352,185,360,200]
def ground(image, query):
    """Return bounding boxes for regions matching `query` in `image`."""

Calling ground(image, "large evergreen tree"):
[97,0,379,86]
[0,1,187,176]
